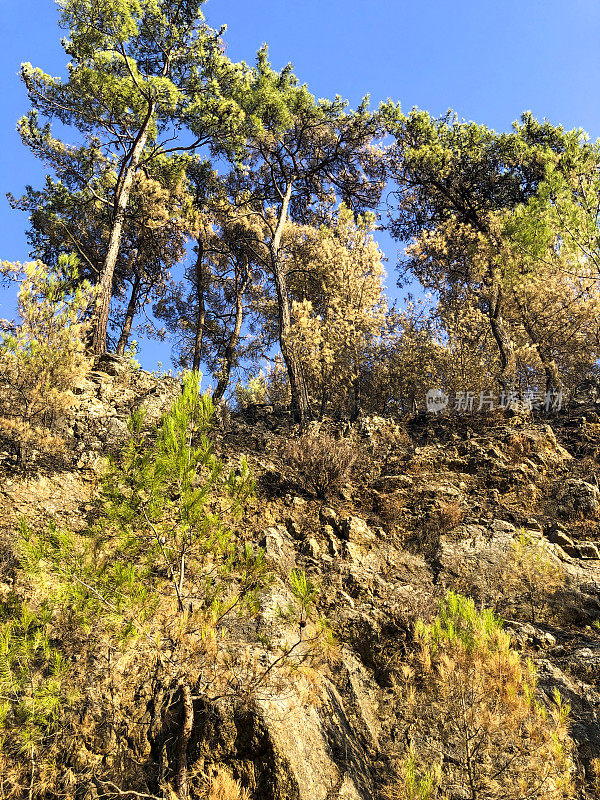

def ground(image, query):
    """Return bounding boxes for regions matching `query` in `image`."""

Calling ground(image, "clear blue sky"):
[1,0,599,369]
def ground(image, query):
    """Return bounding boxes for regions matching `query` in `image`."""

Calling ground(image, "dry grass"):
[279,432,357,500]
[567,517,600,540]
[504,433,533,464]
[376,493,404,532]
[200,768,250,800]
[432,500,464,533]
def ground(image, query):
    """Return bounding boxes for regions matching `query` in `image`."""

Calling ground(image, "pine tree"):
[0,594,72,799]
[385,108,600,394]
[18,0,247,354]
[207,49,385,424]
[391,592,574,800]
[14,374,332,797]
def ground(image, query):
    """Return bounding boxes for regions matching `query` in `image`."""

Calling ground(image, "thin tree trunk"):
[177,551,185,613]
[350,376,361,421]
[513,295,562,393]
[212,257,251,403]
[536,345,562,394]
[487,276,516,392]
[175,681,193,799]
[319,383,327,421]
[271,183,310,425]
[192,240,206,372]
[275,266,311,425]
[116,272,142,355]
[350,349,361,421]
[90,103,155,355]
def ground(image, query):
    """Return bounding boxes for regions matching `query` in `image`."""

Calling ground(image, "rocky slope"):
[2,357,600,799]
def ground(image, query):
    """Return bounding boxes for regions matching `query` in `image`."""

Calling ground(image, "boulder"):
[320,506,340,531]
[301,537,321,559]
[372,474,414,492]
[557,479,600,518]
[545,526,578,556]
[261,526,296,573]
[323,525,341,558]
[339,516,376,544]
[577,542,600,560]
[491,519,517,535]
[252,674,376,800]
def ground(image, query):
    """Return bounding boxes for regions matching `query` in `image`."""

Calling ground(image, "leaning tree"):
[16,0,249,354]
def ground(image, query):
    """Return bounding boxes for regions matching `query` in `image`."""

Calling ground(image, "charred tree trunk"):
[212,257,251,404]
[90,103,155,355]
[513,294,562,393]
[487,275,516,392]
[350,349,361,421]
[192,240,206,373]
[319,383,327,421]
[538,345,562,394]
[116,272,142,356]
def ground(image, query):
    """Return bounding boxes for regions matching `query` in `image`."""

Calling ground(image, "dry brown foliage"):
[0,259,94,466]
[432,500,464,533]
[376,493,404,531]
[279,432,357,500]
[390,593,575,800]
[200,768,250,800]
[498,531,566,623]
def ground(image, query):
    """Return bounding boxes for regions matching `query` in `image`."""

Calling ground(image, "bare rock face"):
[261,526,297,574]
[577,542,600,560]
[339,516,376,545]
[319,506,340,531]
[557,478,600,518]
[67,357,181,457]
[546,525,578,554]
[253,669,377,800]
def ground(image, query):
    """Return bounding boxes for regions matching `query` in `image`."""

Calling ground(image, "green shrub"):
[0,596,73,797]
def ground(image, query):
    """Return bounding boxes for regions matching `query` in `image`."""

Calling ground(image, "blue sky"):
[1,0,599,369]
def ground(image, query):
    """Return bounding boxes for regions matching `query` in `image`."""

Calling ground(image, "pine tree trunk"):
[213,258,250,403]
[319,383,327,421]
[116,272,142,355]
[514,296,562,393]
[487,276,516,392]
[192,240,206,372]
[90,105,155,355]
[271,183,310,426]
[274,265,310,425]
[539,347,562,394]
[350,349,361,421]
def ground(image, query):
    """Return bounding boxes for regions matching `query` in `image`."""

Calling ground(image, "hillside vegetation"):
[2,1,600,798]
[0,357,600,798]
